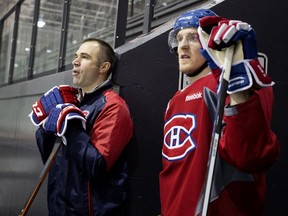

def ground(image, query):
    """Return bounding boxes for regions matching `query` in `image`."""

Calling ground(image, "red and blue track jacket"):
[36,81,133,216]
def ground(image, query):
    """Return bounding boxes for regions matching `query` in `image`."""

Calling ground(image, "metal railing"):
[0,0,203,86]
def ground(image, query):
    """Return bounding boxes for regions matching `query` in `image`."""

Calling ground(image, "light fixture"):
[37,15,46,28]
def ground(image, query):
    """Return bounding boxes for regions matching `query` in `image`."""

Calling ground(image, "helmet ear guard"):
[168,9,217,54]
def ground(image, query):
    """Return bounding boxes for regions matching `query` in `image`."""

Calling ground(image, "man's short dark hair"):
[81,38,116,76]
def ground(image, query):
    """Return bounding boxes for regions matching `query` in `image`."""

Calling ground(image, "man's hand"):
[29,85,79,126]
[43,103,86,144]
[198,16,274,94]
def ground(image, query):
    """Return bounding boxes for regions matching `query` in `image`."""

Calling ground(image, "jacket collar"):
[78,80,113,102]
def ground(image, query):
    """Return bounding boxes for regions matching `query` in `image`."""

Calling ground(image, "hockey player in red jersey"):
[159,9,280,216]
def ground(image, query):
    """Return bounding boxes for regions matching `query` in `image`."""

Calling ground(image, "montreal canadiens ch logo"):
[162,113,196,161]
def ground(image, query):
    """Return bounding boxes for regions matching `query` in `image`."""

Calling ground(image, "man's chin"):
[72,78,79,86]
[179,64,192,72]
[180,69,191,75]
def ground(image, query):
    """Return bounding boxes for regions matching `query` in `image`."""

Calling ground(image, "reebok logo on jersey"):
[162,114,196,161]
[185,92,202,101]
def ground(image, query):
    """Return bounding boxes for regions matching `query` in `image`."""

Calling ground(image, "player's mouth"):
[180,54,191,63]
[180,54,190,59]
[72,69,80,76]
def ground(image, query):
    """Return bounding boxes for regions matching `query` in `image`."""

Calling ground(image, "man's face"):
[176,28,206,75]
[72,41,102,93]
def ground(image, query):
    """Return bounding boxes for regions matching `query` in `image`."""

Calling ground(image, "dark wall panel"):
[212,1,288,214]
[115,30,179,215]
[113,1,288,215]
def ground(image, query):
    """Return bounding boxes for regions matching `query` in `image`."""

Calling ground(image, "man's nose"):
[178,39,190,49]
[72,57,79,66]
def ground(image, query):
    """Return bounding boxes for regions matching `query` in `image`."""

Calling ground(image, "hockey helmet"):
[168,9,217,53]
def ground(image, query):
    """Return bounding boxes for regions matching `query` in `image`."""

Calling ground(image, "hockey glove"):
[29,85,79,126]
[198,16,274,94]
[43,103,86,144]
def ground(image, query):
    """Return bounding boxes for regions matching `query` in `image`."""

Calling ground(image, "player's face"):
[72,41,102,93]
[177,28,206,75]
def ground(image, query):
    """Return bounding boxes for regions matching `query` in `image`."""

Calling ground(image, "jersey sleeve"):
[219,87,280,173]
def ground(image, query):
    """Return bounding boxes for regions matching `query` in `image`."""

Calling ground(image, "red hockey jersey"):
[159,73,279,216]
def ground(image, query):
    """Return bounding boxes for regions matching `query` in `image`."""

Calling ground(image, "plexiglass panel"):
[33,0,62,74]
[13,3,34,80]
[65,0,118,65]
[0,0,198,83]
[0,13,14,84]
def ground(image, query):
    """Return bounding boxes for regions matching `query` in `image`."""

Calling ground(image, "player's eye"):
[176,33,198,45]
[176,35,183,43]
[186,33,198,43]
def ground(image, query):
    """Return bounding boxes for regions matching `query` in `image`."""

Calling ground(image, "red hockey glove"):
[198,16,274,94]
[43,103,86,144]
[29,85,79,126]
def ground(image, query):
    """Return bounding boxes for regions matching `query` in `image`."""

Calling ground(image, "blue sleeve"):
[65,120,107,180]
[35,126,56,164]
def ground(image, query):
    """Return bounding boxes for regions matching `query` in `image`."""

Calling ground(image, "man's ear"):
[99,62,111,74]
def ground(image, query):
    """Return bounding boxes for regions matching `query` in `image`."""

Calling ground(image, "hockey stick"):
[199,45,235,216]
[19,139,62,216]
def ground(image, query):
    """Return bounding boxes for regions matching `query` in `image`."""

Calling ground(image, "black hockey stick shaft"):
[200,45,235,216]
[19,139,62,216]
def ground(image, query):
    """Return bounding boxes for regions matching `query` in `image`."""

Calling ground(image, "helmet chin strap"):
[185,62,208,77]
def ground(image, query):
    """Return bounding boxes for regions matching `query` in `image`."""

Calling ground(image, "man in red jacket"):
[31,38,133,215]
[159,9,279,216]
